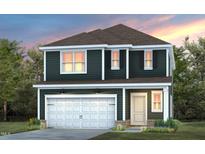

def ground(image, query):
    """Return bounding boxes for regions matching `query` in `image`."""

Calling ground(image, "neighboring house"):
[33,24,175,129]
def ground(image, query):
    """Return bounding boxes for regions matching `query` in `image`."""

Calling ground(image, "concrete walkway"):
[0,128,110,140]
[123,127,143,132]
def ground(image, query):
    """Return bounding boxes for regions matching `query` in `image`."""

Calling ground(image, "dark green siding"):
[125,89,163,120]
[46,50,102,81]
[105,50,126,79]
[129,50,166,78]
[40,89,123,120]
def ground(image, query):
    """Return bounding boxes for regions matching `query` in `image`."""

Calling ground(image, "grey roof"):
[43,24,170,47]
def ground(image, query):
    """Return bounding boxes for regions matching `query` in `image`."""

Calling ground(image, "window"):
[151,91,163,112]
[61,50,86,74]
[111,50,120,70]
[144,49,153,70]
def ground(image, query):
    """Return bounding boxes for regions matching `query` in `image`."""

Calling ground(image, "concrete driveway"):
[0,129,110,140]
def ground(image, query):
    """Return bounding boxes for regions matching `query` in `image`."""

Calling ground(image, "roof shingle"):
[44,24,170,47]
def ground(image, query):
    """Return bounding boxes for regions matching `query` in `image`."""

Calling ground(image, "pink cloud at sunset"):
[1,15,205,49]
[150,18,205,46]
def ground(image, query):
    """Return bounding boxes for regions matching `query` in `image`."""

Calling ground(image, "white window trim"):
[111,49,120,70]
[144,49,153,70]
[151,90,163,112]
[60,50,87,74]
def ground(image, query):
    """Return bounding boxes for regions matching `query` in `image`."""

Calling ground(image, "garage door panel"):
[72,121,81,128]
[81,120,98,128]
[98,121,108,128]
[47,96,115,129]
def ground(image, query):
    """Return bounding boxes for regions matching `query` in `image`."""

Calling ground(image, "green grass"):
[91,121,205,140]
[0,122,40,136]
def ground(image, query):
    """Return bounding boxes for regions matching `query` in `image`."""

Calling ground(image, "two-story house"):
[33,24,175,129]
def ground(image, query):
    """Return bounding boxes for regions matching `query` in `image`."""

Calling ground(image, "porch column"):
[163,87,169,120]
[37,88,40,120]
[122,88,126,121]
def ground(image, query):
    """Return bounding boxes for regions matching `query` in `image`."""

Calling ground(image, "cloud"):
[108,15,175,31]
[150,18,205,46]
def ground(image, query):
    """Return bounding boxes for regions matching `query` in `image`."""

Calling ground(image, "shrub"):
[28,118,40,126]
[154,119,181,132]
[143,127,175,133]
[112,124,125,131]
[154,119,165,127]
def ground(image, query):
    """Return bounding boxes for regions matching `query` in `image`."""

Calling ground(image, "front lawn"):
[0,122,40,136]
[91,121,205,140]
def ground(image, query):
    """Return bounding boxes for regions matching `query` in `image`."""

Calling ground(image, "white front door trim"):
[130,92,147,125]
[44,94,118,128]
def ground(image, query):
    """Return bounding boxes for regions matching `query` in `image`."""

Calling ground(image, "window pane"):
[157,102,161,110]
[63,52,72,62]
[154,102,161,110]
[112,51,119,60]
[145,60,152,67]
[154,93,161,102]
[63,63,72,72]
[74,62,84,72]
[112,60,119,68]
[154,102,157,110]
[75,52,85,62]
[145,50,152,60]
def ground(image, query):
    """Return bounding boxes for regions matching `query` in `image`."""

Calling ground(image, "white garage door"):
[46,95,116,129]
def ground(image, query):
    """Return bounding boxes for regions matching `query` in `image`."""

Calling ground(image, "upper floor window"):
[61,50,87,74]
[111,50,120,70]
[144,49,153,70]
[151,91,163,112]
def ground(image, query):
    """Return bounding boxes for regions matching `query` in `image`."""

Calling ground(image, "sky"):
[0,14,205,49]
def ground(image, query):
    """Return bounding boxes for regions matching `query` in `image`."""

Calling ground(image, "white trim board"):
[163,87,169,120]
[44,94,118,125]
[37,88,40,120]
[126,48,129,79]
[122,88,126,120]
[39,44,172,51]
[33,82,171,89]
[102,48,105,80]
[43,51,46,81]
[166,48,169,76]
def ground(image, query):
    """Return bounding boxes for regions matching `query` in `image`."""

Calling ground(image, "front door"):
[130,93,147,125]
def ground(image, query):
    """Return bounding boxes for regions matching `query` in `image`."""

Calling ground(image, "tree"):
[0,39,23,120]
[11,47,43,119]
[173,37,205,120]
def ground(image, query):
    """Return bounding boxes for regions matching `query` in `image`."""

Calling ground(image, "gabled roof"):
[43,24,170,47]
